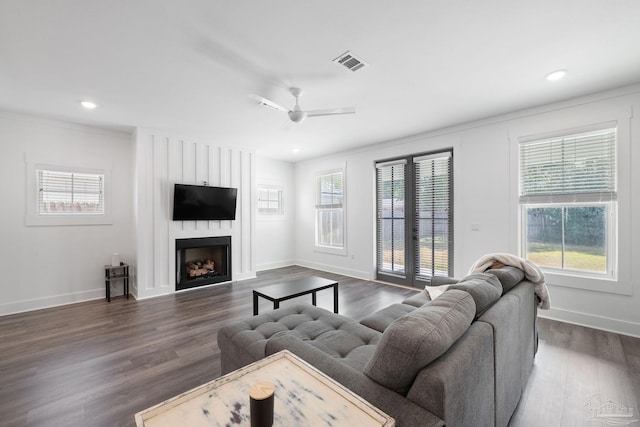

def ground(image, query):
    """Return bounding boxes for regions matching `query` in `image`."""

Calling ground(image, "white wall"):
[0,111,134,315]
[133,129,255,299]
[294,85,640,337]
[255,157,295,271]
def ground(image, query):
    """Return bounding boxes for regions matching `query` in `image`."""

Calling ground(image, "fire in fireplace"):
[175,236,231,290]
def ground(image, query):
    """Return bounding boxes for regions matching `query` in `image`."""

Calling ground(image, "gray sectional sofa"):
[218,266,538,427]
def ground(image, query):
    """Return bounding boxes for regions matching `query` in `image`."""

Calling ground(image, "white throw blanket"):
[468,253,551,309]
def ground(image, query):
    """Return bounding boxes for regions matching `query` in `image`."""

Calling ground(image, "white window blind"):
[316,172,343,208]
[414,152,452,278]
[520,128,616,203]
[38,169,104,214]
[376,160,406,275]
[257,186,283,215]
[375,150,453,285]
[315,171,344,249]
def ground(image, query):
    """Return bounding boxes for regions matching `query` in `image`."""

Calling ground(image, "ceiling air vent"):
[333,51,367,72]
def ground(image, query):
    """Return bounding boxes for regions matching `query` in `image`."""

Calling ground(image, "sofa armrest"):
[407,321,495,427]
[265,334,445,427]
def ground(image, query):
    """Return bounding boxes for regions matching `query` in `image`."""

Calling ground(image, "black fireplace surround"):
[175,236,231,290]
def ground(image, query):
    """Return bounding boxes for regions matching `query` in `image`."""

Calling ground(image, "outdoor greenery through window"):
[519,127,616,276]
[37,169,105,215]
[315,170,344,249]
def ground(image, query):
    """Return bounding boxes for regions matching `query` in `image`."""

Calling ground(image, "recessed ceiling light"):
[292,148,300,153]
[545,70,567,81]
[80,101,97,109]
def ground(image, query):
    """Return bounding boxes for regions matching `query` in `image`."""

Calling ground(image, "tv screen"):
[172,184,237,221]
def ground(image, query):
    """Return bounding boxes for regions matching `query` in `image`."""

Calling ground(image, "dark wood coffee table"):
[253,276,339,315]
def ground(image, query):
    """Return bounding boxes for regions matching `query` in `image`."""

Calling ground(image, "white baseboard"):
[539,307,640,338]
[235,271,258,281]
[0,288,106,316]
[294,259,372,281]
[136,275,257,301]
[256,260,296,272]
[135,286,172,300]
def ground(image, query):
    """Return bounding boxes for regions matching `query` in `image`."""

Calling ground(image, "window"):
[376,149,453,287]
[315,170,344,251]
[414,152,453,279]
[26,161,112,226]
[37,169,104,215]
[519,127,616,277]
[257,185,283,215]
[376,160,406,276]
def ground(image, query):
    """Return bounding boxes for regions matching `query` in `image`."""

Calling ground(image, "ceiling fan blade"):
[306,107,355,117]
[248,94,289,112]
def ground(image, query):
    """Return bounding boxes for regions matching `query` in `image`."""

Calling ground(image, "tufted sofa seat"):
[218,304,381,374]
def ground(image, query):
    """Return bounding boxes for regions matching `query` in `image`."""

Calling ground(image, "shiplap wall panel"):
[207,147,220,229]
[152,135,169,291]
[167,137,180,289]
[240,151,254,275]
[181,140,195,234]
[134,130,256,299]
[135,132,153,295]
[232,149,242,275]
[195,142,207,232]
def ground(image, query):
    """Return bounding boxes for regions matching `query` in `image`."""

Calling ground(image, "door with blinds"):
[376,150,453,287]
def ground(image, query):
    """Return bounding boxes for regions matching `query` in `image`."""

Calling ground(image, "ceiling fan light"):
[80,100,97,109]
[288,110,307,123]
[545,69,567,81]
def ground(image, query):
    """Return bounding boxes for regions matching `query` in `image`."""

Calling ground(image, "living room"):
[1,1,639,426]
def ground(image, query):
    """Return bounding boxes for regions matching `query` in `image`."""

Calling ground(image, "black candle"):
[250,381,274,427]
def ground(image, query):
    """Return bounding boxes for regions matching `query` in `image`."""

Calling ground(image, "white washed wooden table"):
[135,350,395,427]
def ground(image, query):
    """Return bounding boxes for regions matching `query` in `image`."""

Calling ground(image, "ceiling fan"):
[250,87,355,123]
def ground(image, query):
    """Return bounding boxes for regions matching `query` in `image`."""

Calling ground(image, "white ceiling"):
[1,1,639,162]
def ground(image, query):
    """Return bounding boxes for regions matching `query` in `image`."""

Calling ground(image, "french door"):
[376,149,453,287]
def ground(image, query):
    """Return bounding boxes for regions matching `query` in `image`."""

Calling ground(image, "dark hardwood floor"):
[509,317,640,427]
[0,266,638,426]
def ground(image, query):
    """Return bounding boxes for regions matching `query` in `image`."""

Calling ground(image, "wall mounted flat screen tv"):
[172,184,238,221]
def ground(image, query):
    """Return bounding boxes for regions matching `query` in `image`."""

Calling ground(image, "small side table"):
[105,263,129,302]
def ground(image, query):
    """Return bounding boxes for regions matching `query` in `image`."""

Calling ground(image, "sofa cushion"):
[291,321,380,363]
[402,292,431,307]
[447,273,502,318]
[363,289,476,394]
[258,305,382,372]
[484,266,525,293]
[218,304,380,374]
[359,303,418,332]
[429,276,459,287]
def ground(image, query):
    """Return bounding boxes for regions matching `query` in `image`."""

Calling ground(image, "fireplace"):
[175,236,231,290]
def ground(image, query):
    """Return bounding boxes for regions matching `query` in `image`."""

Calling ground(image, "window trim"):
[314,167,347,256]
[26,161,113,226]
